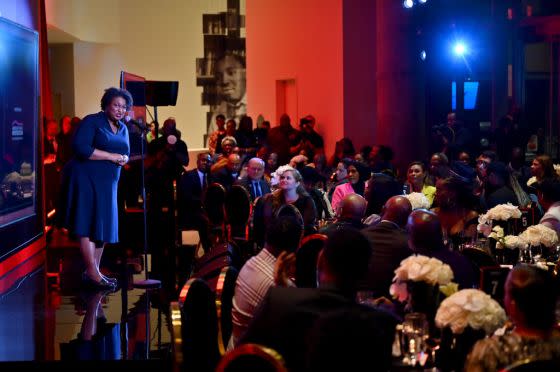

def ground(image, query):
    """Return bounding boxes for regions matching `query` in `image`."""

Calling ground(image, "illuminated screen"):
[0,17,42,260]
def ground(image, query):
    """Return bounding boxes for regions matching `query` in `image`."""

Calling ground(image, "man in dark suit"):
[361,195,413,298]
[240,228,397,372]
[177,152,211,249]
[408,209,476,289]
[235,157,271,201]
[319,193,366,236]
[210,153,241,190]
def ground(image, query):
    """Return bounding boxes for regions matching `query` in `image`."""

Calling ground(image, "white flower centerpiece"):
[434,289,507,371]
[519,224,559,248]
[405,192,431,210]
[390,255,457,311]
[477,203,522,237]
[435,289,507,335]
[518,224,559,263]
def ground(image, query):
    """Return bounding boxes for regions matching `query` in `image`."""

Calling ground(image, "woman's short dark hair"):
[100,87,133,111]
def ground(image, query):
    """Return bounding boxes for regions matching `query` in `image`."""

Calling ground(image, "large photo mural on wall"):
[196,0,246,146]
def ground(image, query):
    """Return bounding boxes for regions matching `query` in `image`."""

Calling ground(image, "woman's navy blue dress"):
[60,111,129,244]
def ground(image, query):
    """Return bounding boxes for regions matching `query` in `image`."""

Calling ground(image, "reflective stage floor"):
[0,229,179,370]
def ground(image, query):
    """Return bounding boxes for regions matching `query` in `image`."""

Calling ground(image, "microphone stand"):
[131,123,161,289]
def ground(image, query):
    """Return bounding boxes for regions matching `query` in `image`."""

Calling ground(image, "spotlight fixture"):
[420,50,427,61]
[453,42,467,56]
[419,0,427,3]
[403,0,414,9]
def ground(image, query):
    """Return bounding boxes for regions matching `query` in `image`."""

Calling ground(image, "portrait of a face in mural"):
[208,53,247,133]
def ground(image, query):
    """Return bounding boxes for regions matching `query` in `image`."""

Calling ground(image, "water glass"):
[519,247,532,264]
[401,313,429,366]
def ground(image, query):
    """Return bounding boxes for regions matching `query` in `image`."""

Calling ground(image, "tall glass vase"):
[407,281,441,336]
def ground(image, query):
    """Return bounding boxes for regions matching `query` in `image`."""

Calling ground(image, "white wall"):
[47,0,235,149]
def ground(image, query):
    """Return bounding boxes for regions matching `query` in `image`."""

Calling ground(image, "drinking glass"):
[401,313,429,366]
[519,247,532,264]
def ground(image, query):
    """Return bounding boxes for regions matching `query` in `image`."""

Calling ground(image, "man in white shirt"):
[229,216,303,348]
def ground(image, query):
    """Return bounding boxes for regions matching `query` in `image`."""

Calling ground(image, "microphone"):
[125,116,149,131]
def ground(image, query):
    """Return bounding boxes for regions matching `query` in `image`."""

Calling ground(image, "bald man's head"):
[380,195,412,228]
[339,194,367,221]
[407,209,444,254]
[227,153,242,173]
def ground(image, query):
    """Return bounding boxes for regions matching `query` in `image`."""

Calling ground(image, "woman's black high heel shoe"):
[82,272,116,290]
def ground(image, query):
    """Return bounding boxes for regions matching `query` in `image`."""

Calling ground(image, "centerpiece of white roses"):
[434,289,507,371]
[405,192,431,210]
[488,225,528,264]
[390,255,458,334]
[518,224,559,263]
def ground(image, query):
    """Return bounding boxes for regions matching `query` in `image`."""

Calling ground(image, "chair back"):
[170,301,183,372]
[178,278,219,372]
[216,343,288,372]
[205,182,227,229]
[215,266,239,355]
[251,196,267,248]
[225,185,252,239]
[296,234,327,288]
[192,242,242,289]
[461,247,498,283]
[500,358,560,372]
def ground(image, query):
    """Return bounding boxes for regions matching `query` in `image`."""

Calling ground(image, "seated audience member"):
[361,195,413,297]
[465,265,560,371]
[429,152,451,184]
[264,151,279,182]
[432,172,479,249]
[368,145,396,177]
[405,161,436,206]
[529,154,558,188]
[207,114,226,156]
[408,209,476,289]
[311,153,331,189]
[320,193,366,236]
[235,157,270,201]
[364,172,402,218]
[327,158,351,202]
[253,165,317,245]
[507,147,531,191]
[537,178,560,239]
[177,152,212,249]
[211,135,237,170]
[482,161,518,210]
[229,216,303,348]
[300,166,333,220]
[331,161,369,212]
[474,150,496,195]
[240,228,397,372]
[458,151,471,166]
[210,153,241,190]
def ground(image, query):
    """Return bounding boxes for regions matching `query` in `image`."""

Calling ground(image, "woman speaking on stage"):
[59,87,132,289]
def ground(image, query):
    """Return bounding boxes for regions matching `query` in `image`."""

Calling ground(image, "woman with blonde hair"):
[253,165,317,246]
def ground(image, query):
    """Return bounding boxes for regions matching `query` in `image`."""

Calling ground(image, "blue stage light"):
[419,0,427,3]
[420,50,427,61]
[403,0,414,9]
[453,42,467,56]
